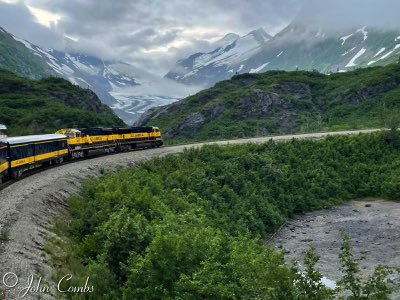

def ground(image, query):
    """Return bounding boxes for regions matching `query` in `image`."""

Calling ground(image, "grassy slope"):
[143,63,400,143]
[0,27,53,79]
[0,69,125,136]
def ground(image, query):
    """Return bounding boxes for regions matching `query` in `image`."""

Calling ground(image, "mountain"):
[166,24,400,88]
[137,63,400,143]
[0,27,52,79]
[165,28,272,87]
[0,26,191,124]
[0,68,124,136]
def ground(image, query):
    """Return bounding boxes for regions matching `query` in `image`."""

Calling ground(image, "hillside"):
[138,63,400,143]
[0,27,53,79]
[0,68,125,136]
[166,24,400,88]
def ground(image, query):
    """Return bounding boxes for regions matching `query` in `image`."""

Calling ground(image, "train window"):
[58,141,67,149]
[34,142,53,155]
[33,140,67,156]
[10,145,34,160]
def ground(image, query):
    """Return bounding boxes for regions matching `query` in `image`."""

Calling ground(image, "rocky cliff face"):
[136,80,315,139]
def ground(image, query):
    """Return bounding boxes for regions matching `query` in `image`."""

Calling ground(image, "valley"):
[0,26,194,124]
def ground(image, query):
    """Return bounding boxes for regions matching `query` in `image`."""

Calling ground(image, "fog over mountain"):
[296,0,400,30]
[0,0,302,76]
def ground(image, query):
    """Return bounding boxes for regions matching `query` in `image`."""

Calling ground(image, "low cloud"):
[0,0,303,75]
[296,0,400,30]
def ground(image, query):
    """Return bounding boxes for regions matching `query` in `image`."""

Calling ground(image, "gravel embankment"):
[0,129,381,299]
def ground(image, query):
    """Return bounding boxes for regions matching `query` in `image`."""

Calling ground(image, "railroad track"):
[0,128,382,192]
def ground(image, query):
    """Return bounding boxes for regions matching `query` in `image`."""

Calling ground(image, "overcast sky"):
[0,0,303,75]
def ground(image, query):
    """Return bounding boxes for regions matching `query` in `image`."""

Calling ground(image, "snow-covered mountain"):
[165,28,272,87]
[246,23,400,74]
[1,27,194,124]
[166,23,400,88]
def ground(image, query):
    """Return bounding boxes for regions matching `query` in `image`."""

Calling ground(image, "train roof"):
[6,134,67,145]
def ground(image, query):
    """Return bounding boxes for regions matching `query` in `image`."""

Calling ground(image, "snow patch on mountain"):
[378,50,394,60]
[210,33,240,50]
[376,44,400,61]
[12,36,35,51]
[374,48,386,57]
[250,62,270,73]
[356,26,368,41]
[342,47,356,56]
[193,30,268,69]
[345,48,366,68]
[340,34,353,45]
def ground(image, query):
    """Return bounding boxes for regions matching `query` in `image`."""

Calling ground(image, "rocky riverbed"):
[268,199,400,298]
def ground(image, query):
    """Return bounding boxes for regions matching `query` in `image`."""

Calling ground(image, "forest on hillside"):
[0,69,124,136]
[48,133,400,299]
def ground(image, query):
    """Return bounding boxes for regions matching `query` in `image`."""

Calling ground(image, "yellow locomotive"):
[0,126,162,183]
[56,126,162,158]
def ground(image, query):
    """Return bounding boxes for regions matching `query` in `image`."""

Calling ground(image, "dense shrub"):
[60,133,399,298]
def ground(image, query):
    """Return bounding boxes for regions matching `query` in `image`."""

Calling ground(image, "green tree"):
[337,229,397,299]
[293,246,335,299]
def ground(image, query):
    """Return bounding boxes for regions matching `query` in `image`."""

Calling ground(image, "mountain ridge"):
[165,23,400,88]
[165,28,272,87]
[138,62,400,143]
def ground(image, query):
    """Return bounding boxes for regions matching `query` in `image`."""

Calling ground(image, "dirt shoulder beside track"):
[0,129,381,299]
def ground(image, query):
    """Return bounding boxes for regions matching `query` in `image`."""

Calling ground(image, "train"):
[0,126,163,184]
